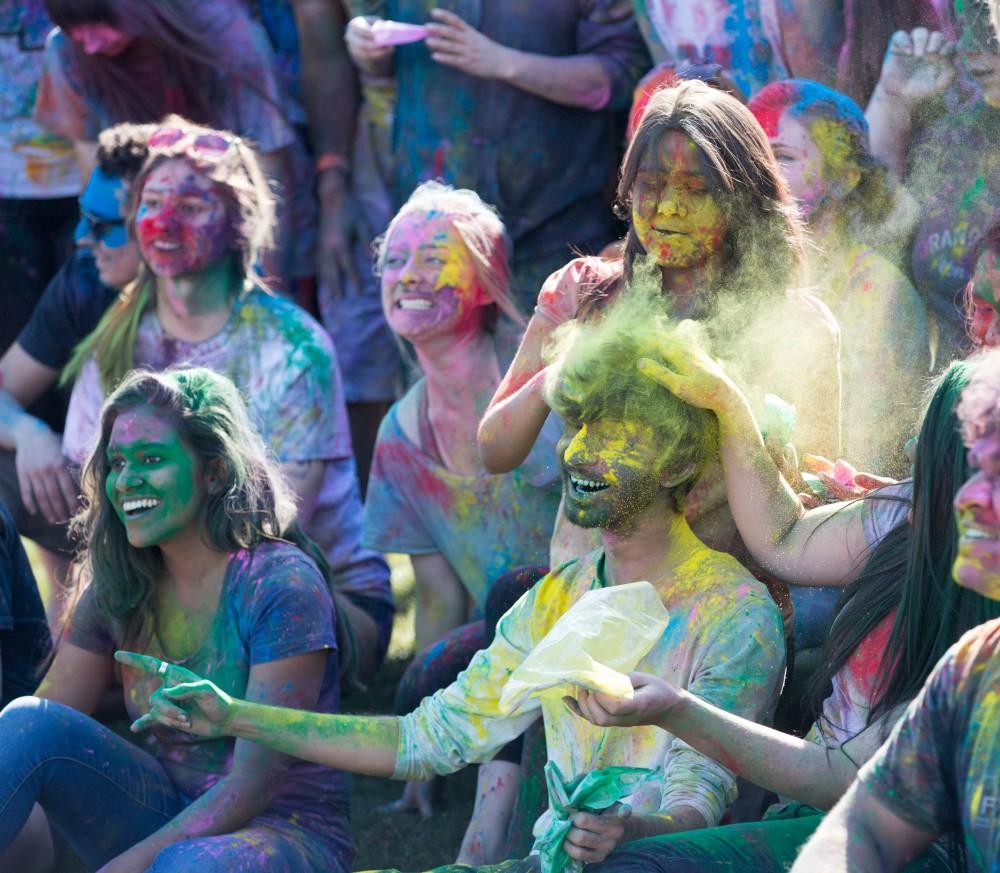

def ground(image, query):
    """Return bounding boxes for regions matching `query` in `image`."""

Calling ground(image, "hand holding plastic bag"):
[497,582,670,716]
[535,761,658,873]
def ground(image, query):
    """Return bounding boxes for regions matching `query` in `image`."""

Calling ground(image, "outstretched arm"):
[639,330,872,586]
[105,652,340,871]
[118,652,399,777]
[571,673,888,811]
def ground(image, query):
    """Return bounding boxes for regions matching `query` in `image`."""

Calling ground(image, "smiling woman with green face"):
[0,368,353,873]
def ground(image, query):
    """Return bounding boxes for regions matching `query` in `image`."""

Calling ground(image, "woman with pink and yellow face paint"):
[363,182,562,858]
[60,116,394,694]
[749,79,930,474]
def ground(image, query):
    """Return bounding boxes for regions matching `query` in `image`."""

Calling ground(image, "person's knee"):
[0,698,79,758]
[149,841,229,873]
[0,696,48,733]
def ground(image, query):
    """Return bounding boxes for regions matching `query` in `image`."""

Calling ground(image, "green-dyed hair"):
[808,360,1000,737]
[71,368,297,642]
[542,282,717,510]
[61,114,275,394]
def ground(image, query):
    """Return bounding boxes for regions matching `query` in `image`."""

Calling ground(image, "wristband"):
[316,152,349,174]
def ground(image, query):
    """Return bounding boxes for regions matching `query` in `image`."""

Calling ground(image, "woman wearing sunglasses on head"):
[59,116,393,685]
[34,0,314,293]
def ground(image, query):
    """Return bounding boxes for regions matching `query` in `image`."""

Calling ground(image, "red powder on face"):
[747,81,797,138]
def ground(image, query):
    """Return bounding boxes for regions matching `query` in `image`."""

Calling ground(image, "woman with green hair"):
[562,345,1000,871]
[0,368,352,872]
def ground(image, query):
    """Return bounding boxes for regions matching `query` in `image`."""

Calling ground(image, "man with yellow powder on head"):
[116,288,786,869]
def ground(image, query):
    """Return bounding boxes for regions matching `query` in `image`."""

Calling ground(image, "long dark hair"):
[808,361,1000,736]
[44,0,280,127]
[602,80,805,317]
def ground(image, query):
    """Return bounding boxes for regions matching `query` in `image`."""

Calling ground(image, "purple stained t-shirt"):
[907,98,1000,363]
[362,378,561,609]
[63,288,392,608]
[67,540,352,864]
[860,618,1000,871]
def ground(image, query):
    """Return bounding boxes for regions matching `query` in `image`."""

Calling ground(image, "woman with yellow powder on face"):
[477,80,842,569]
[360,182,562,859]
[748,79,930,475]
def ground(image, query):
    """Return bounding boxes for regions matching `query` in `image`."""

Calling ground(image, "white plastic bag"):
[498,581,669,715]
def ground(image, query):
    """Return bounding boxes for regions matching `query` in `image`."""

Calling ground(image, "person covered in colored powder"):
[59,117,393,682]
[118,287,787,869]
[0,368,353,872]
[0,122,148,608]
[560,344,999,871]
[34,0,315,293]
[748,79,929,474]
[866,1,1000,363]
[790,346,1000,872]
[0,0,80,390]
[344,0,651,311]
[479,80,841,573]
[965,223,1000,349]
[630,0,942,104]
[363,182,562,850]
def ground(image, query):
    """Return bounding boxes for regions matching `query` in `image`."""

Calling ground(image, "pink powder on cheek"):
[137,202,229,277]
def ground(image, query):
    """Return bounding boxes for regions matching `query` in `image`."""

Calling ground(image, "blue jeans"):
[0,697,348,872]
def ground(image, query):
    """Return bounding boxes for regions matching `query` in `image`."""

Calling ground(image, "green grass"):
[347,554,476,871]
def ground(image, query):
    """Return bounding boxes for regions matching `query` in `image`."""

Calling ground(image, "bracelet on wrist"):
[316,152,350,175]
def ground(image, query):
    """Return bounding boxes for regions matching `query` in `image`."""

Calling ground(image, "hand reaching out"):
[563,672,684,728]
[876,28,956,107]
[115,651,235,738]
[801,455,898,502]
[635,321,741,416]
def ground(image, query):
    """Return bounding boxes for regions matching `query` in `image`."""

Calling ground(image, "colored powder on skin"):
[960,177,987,212]
[136,159,231,279]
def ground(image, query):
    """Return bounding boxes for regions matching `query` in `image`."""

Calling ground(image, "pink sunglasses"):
[148,127,239,160]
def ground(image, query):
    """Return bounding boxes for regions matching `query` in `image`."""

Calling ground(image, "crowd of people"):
[0,0,997,871]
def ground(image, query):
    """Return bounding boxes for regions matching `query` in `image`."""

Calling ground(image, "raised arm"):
[478,313,556,473]
[638,333,873,586]
[865,28,955,181]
